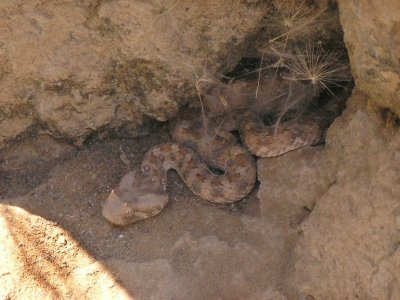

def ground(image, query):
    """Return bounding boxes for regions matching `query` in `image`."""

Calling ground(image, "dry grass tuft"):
[186,0,351,140]
[261,0,340,51]
[269,0,316,42]
[282,43,351,95]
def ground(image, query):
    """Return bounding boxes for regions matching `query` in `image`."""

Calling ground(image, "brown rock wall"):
[0,0,268,148]
[338,0,400,115]
[258,91,400,299]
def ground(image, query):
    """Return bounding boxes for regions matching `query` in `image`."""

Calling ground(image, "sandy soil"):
[0,123,297,299]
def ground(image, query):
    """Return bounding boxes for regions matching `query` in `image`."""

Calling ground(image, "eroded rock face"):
[0,0,268,148]
[258,91,400,299]
[290,93,400,299]
[2,1,399,298]
[258,2,400,297]
[338,0,400,115]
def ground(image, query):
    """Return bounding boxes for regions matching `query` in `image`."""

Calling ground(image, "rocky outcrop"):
[338,0,400,115]
[0,0,268,148]
[256,1,400,297]
[2,0,400,298]
[259,91,400,299]
[289,93,400,299]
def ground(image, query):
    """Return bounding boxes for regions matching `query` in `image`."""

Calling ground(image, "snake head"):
[102,170,168,225]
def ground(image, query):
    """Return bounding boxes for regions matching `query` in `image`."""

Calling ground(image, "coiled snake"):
[102,108,332,225]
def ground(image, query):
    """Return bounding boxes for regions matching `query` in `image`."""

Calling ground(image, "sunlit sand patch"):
[0,204,131,299]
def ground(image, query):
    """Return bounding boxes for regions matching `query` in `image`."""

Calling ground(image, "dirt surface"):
[2,91,400,299]
[0,123,294,299]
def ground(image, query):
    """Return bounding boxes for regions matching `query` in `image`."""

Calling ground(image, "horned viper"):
[102,109,331,225]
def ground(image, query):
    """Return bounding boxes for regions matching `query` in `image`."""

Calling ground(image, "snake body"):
[102,118,257,225]
[103,105,334,225]
[239,111,328,157]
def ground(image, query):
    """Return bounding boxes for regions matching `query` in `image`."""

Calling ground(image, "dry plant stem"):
[212,114,227,141]
[283,44,350,96]
[268,3,328,45]
[269,11,323,44]
[273,82,294,135]
[255,53,264,99]
[257,92,288,110]
[195,78,210,136]
[226,64,276,81]
[180,62,215,137]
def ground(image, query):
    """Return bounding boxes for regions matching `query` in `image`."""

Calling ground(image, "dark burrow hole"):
[216,1,355,130]
[224,57,263,82]
[221,54,354,127]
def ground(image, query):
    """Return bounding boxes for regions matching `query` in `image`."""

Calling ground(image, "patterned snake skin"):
[102,106,334,225]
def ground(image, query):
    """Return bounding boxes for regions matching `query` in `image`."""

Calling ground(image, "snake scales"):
[102,104,334,225]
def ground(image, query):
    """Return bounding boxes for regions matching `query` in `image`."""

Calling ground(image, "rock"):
[257,146,334,228]
[338,0,400,115]
[33,92,116,141]
[257,91,400,299]
[256,1,400,296]
[0,117,33,147]
[0,135,76,197]
[1,135,76,170]
[2,0,400,298]
[287,100,400,299]
[0,0,269,148]
[103,258,181,300]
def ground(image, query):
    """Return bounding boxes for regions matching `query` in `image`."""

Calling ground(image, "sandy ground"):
[0,124,297,299]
